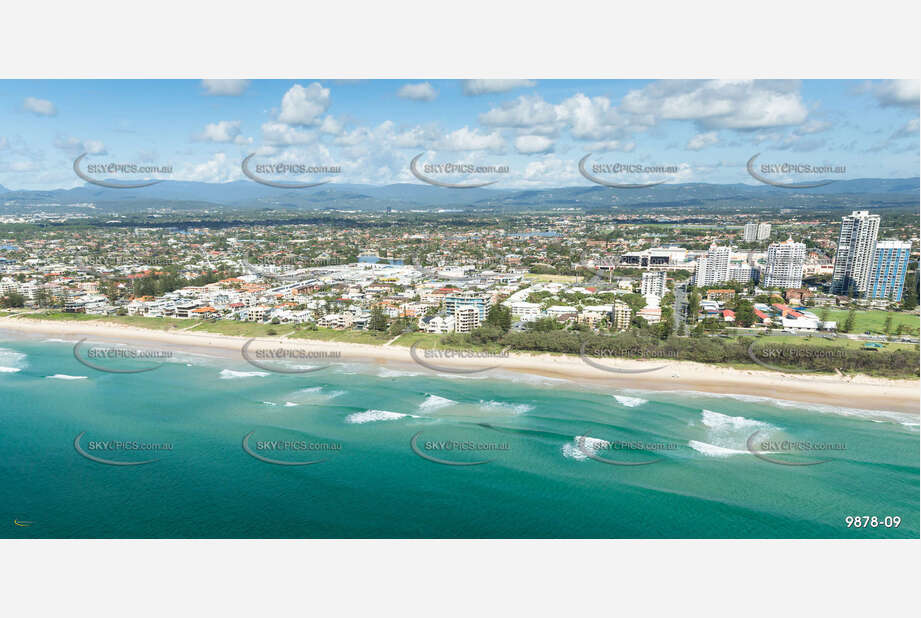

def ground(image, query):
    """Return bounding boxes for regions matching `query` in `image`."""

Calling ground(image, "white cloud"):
[462,79,537,95]
[622,80,809,129]
[588,140,635,152]
[479,95,560,132]
[260,122,316,146]
[180,152,240,183]
[686,131,720,151]
[794,120,832,135]
[397,82,438,101]
[23,97,56,117]
[54,135,107,155]
[557,93,632,140]
[893,118,920,139]
[436,127,504,152]
[319,116,344,135]
[201,79,250,96]
[514,135,554,154]
[866,79,920,108]
[195,120,250,144]
[480,93,637,140]
[278,83,331,125]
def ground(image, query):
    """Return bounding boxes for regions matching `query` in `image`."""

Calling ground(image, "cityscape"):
[1,79,917,545]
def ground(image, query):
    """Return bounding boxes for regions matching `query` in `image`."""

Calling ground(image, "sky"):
[0,79,918,191]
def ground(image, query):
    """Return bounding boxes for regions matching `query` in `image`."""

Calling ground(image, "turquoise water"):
[1,334,918,538]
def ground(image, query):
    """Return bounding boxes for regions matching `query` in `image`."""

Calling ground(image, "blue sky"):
[0,79,917,190]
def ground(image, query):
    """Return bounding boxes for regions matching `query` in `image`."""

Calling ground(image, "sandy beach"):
[2,316,918,414]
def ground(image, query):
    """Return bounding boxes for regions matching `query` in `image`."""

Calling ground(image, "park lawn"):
[101,315,198,330]
[288,327,393,345]
[195,320,293,338]
[20,311,103,322]
[390,331,444,348]
[741,334,918,352]
[820,309,919,336]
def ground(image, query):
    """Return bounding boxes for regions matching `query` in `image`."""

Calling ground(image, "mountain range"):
[0,178,917,212]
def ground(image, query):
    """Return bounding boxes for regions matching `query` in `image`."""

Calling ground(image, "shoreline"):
[2,317,918,414]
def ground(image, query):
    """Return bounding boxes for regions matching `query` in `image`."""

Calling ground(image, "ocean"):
[1,335,918,538]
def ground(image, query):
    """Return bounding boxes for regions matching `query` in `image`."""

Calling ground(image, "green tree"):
[0,292,25,308]
[733,299,756,328]
[842,308,856,333]
[485,304,512,332]
[901,270,919,310]
[368,305,388,331]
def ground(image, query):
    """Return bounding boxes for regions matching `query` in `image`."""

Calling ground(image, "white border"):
[2,0,919,613]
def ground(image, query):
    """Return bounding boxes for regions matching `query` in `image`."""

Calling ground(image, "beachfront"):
[2,316,918,414]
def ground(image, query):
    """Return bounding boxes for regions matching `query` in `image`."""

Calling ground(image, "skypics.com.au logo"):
[579,342,676,375]
[73,153,173,189]
[74,431,173,466]
[241,153,342,188]
[241,431,339,466]
[410,153,510,188]
[241,339,340,374]
[579,154,680,188]
[746,342,847,374]
[409,341,510,374]
[73,339,174,374]
[746,153,846,188]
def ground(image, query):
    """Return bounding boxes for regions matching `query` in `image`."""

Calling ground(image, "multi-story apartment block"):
[444,291,492,323]
[763,238,806,289]
[831,210,880,297]
[743,222,772,242]
[641,270,666,298]
[694,245,731,286]
[611,300,632,331]
[868,239,912,302]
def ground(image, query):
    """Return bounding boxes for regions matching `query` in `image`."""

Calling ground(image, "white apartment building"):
[509,301,542,322]
[729,262,756,284]
[831,210,880,297]
[763,238,806,289]
[641,271,666,298]
[742,222,772,242]
[420,315,455,334]
[612,300,632,330]
[546,305,578,319]
[454,306,480,333]
[694,245,731,286]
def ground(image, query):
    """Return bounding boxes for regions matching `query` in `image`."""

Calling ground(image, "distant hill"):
[0,177,916,213]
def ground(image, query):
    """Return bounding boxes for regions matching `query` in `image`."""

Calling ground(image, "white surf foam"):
[562,435,611,461]
[294,386,344,399]
[479,400,534,415]
[613,395,648,407]
[46,374,87,380]
[688,440,749,458]
[0,347,27,371]
[377,367,422,378]
[693,409,777,457]
[345,409,410,424]
[418,394,456,411]
[219,369,269,379]
[701,409,772,431]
